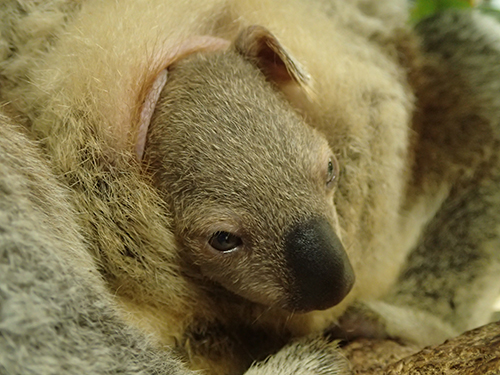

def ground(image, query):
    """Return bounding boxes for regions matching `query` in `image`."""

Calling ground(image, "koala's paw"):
[245,336,351,375]
[332,301,459,347]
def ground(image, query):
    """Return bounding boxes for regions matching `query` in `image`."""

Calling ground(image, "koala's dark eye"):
[326,156,339,188]
[209,231,243,252]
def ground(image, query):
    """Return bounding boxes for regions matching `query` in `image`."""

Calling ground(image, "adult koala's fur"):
[1,0,500,374]
[0,117,196,374]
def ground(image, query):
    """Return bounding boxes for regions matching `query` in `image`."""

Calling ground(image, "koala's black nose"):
[284,217,355,312]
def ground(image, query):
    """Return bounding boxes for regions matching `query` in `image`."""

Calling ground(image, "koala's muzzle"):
[284,217,354,312]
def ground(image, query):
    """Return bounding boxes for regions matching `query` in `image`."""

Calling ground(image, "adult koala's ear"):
[235,25,313,109]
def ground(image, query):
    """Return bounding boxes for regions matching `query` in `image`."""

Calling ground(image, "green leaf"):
[411,0,473,23]
[411,0,438,22]
[436,0,472,10]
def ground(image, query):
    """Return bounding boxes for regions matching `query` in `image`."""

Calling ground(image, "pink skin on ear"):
[136,36,231,160]
[136,69,168,160]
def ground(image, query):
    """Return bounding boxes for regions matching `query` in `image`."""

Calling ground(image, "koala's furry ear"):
[235,25,313,108]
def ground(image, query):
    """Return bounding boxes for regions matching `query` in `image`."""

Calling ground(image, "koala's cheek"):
[180,216,355,313]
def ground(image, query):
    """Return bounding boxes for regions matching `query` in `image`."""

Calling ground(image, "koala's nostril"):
[284,216,355,312]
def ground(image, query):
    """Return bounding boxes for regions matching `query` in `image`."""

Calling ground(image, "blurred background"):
[410,0,500,21]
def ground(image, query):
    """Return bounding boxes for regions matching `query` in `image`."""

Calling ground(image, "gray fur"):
[0,118,193,375]
[388,9,500,338]
[338,9,500,346]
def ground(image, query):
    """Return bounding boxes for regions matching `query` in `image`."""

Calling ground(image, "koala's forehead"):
[156,52,326,186]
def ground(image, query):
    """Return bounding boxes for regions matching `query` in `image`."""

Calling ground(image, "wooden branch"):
[343,321,500,374]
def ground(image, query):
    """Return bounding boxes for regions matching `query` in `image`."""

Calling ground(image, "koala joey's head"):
[142,26,354,313]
